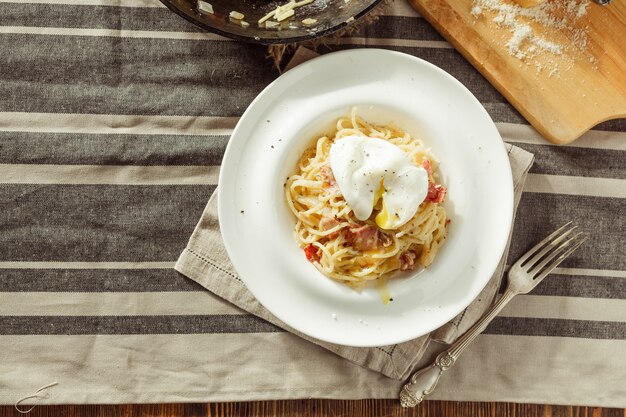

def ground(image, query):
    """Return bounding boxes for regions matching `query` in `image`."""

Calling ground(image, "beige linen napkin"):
[175,48,535,381]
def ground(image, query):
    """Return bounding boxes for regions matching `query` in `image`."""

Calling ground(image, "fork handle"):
[399,289,517,407]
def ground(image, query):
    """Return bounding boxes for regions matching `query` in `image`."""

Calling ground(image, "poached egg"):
[329,136,429,229]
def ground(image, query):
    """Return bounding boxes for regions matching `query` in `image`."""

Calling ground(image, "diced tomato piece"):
[304,244,320,263]
[426,182,447,203]
[435,185,447,203]
[426,182,438,201]
[422,159,433,177]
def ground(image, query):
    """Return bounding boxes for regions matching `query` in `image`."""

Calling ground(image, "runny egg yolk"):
[329,136,429,229]
[371,180,395,229]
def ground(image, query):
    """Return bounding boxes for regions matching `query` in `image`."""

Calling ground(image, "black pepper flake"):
[389,298,394,302]
[271,145,274,149]
[240,210,244,214]
[266,119,270,123]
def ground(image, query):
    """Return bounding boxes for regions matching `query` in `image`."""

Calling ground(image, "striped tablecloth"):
[1,0,625,407]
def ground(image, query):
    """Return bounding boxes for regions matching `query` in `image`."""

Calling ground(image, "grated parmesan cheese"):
[258,0,315,25]
[533,37,562,55]
[506,24,532,59]
[229,10,244,20]
[471,0,592,74]
[276,8,295,21]
[197,0,213,15]
[302,18,317,25]
[576,2,588,18]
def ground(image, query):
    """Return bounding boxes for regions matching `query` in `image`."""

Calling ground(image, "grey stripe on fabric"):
[507,193,626,271]
[2,315,624,339]
[0,3,206,32]
[485,317,626,340]
[517,143,626,179]
[0,269,201,292]
[362,16,444,41]
[0,132,229,165]
[594,118,626,132]
[0,315,283,335]
[498,273,626,299]
[0,184,214,261]
[0,34,274,116]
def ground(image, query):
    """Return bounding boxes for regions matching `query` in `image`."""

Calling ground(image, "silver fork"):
[399,222,586,408]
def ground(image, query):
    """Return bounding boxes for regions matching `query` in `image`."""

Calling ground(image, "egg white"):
[329,136,428,229]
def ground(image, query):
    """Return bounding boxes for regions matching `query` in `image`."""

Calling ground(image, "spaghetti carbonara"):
[285,111,449,286]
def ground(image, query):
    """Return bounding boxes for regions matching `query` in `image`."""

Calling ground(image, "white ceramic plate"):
[219,49,513,347]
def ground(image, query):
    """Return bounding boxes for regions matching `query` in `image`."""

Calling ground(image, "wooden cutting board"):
[409,0,626,144]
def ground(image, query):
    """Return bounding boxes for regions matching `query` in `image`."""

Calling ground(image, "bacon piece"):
[399,251,418,271]
[426,182,447,203]
[320,215,339,231]
[320,215,341,239]
[319,166,337,188]
[303,244,320,263]
[379,232,393,248]
[345,225,379,251]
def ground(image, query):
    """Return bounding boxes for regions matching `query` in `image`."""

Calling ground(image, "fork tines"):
[518,222,587,280]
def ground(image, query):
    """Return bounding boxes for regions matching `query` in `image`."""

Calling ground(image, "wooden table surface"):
[1,401,625,417]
